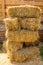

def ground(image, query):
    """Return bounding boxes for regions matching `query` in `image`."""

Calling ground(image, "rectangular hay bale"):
[7,47,40,62]
[19,18,41,30]
[6,40,23,52]
[7,5,41,18]
[4,18,20,30]
[6,30,39,42]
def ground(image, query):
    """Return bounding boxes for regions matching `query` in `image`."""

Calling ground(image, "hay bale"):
[7,47,40,62]
[7,5,41,18]
[4,18,20,30]
[4,18,41,31]
[6,30,39,42]
[6,40,23,52]
[0,53,42,65]
[19,18,41,30]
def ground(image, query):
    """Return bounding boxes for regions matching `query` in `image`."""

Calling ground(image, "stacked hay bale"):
[4,5,42,62]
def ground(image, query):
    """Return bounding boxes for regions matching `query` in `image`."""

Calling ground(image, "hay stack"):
[4,5,41,62]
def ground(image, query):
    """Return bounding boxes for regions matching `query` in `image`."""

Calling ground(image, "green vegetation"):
[0,42,3,53]
[40,46,43,59]
[39,42,43,60]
